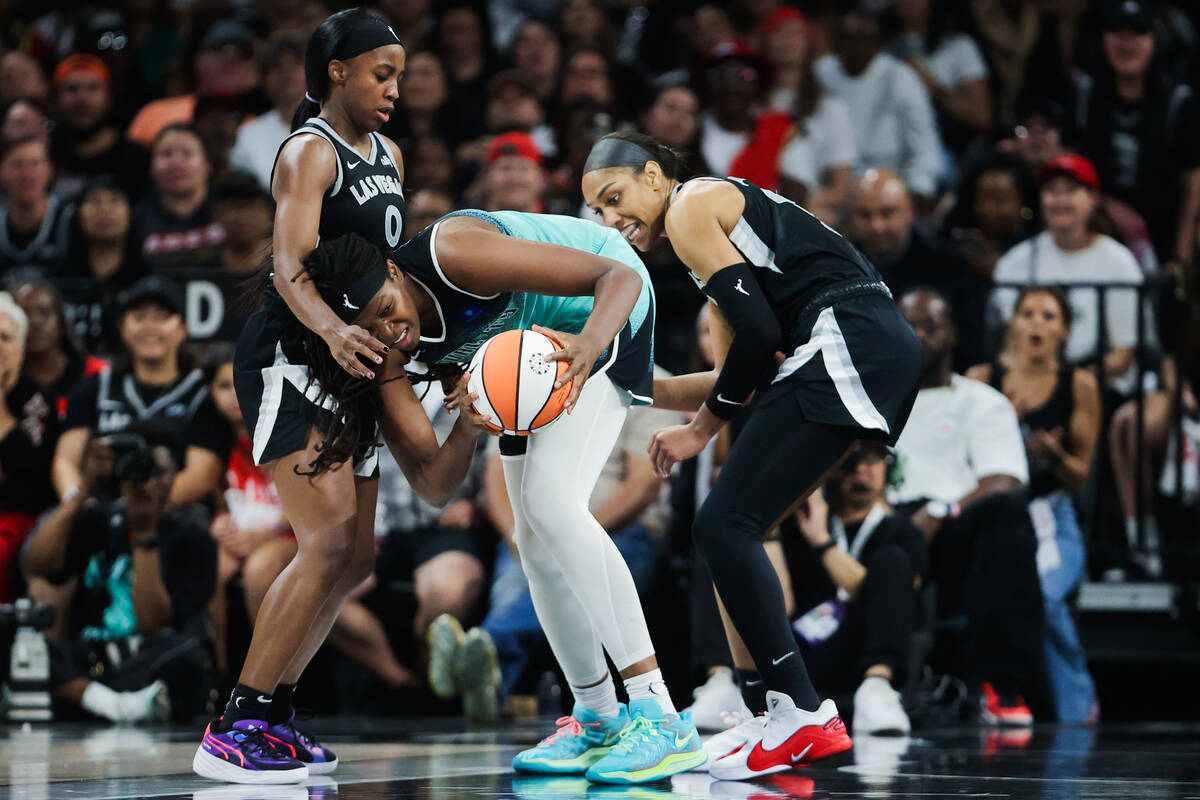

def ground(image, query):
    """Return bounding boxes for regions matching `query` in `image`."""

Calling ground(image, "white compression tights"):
[500,375,655,687]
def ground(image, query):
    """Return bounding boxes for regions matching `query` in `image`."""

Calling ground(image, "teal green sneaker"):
[513,704,629,774]
[584,698,708,785]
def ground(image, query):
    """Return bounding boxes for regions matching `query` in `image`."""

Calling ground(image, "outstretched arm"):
[651,300,732,411]
[272,135,389,380]
[433,217,643,409]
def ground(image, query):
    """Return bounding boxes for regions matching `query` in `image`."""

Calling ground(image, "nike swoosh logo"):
[715,393,741,406]
[347,160,360,169]
[772,651,795,666]
[791,743,813,763]
[674,733,695,749]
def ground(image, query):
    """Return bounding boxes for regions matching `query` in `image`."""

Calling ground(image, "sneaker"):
[852,676,910,735]
[514,704,630,774]
[709,691,852,781]
[585,698,707,784]
[694,709,766,773]
[113,679,171,723]
[457,626,501,723]
[265,713,339,774]
[685,668,745,732]
[193,720,309,784]
[978,682,1033,727]
[427,613,465,700]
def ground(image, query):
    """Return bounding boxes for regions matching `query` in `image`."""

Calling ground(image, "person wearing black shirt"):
[789,441,927,736]
[0,136,75,281]
[1069,0,1200,266]
[52,275,233,507]
[25,420,215,723]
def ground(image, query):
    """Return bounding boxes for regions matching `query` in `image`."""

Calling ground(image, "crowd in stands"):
[1,0,1198,733]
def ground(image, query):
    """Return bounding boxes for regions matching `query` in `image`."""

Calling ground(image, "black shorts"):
[234,306,380,477]
[375,523,493,581]
[760,292,922,445]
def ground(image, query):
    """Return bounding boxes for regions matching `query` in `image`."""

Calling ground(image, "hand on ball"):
[534,324,598,413]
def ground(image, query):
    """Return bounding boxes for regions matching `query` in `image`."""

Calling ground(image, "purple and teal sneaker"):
[266,714,339,774]
[193,720,308,784]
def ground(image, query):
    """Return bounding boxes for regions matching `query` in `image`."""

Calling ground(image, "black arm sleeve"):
[701,263,782,420]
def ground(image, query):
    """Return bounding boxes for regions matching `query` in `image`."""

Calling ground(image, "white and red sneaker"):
[694,709,766,772]
[979,682,1033,727]
[709,691,852,781]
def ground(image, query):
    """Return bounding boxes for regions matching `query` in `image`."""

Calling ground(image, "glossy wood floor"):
[2,718,1198,800]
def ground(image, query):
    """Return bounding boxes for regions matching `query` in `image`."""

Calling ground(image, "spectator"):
[50,54,149,201]
[789,443,928,735]
[0,135,74,280]
[435,3,499,146]
[191,94,245,183]
[403,188,454,242]
[691,4,737,58]
[558,0,617,55]
[486,69,554,157]
[560,47,614,109]
[760,8,857,221]
[211,171,272,275]
[25,420,214,722]
[51,275,233,507]
[229,33,307,192]
[695,40,798,195]
[815,8,944,203]
[967,286,1100,723]
[552,101,617,216]
[482,132,547,214]
[478,365,681,702]
[405,135,456,197]
[378,0,435,51]
[1069,0,1200,268]
[942,152,1039,280]
[0,52,49,106]
[642,84,701,155]
[0,97,54,144]
[849,168,989,369]
[893,288,1043,726]
[886,0,993,154]
[990,154,1146,388]
[998,98,1067,173]
[131,124,224,272]
[510,19,562,102]
[125,19,260,148]
[383,50,451,149]
[0,293,43,601]
[59,177,145,357]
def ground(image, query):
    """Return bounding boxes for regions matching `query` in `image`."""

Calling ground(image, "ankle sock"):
[736,668,767,715]
[571,673,620,719]
[624,668,676,715]
[219,683,274,729]
[269,682,296,724]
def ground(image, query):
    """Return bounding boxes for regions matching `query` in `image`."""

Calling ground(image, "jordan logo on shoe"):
[772,651,795,666]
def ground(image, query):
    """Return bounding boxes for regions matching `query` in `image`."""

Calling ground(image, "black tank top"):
[680,177,887,339]
[990,361,1076,496]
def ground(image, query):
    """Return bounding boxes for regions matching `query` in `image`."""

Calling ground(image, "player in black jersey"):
[582,132,923,780]
[194,9,411,785]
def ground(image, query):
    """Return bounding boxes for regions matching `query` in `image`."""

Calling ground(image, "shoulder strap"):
[271,124,343,198]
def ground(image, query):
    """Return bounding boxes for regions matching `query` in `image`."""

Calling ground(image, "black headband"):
[584,138,657,174]
[333,15,402,65]
[333,258,390,324]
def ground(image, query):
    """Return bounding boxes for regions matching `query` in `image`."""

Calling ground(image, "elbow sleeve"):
[701,263,782,419]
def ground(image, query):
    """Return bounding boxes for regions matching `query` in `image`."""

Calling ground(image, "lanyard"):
[830,502,887,562]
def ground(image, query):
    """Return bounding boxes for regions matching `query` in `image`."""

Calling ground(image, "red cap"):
[762,7,811,35]
[1040,153,1100,191]
[53,53,112,89]
[487,131,543,166]
[705,39,759,62]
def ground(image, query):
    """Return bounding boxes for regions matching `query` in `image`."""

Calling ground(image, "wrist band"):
[812,539,837,555]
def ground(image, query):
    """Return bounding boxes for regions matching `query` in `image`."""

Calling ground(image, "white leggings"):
[500,375,655,686]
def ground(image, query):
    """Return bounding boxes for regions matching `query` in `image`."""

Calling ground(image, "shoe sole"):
[513,747,612,774]
[586,748,709,784]
[192,747,309,784]
[427,615,465,700]
[306,757,338,775]
[457,628,500,723]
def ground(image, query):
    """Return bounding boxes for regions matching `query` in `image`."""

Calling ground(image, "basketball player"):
[193,8,410,784]
[581,132,923,780]
[391,209,706,784]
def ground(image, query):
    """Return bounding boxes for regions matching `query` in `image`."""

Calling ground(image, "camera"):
[0,599,56,722]
[105,432,162,484]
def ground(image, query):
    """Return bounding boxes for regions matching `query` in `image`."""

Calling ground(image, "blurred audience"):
[211,171,273,275]
[0,293,41,601]
[0,135,75,280]
[229,34,306,192]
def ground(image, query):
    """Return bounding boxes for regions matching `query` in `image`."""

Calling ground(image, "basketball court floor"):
[3,717,1198,800]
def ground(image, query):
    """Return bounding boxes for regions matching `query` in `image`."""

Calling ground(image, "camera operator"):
[789,442,927,735]
[24,420,215,722]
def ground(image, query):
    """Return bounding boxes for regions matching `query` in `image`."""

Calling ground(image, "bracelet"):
[812,539,837,556]
[132,538,159,550]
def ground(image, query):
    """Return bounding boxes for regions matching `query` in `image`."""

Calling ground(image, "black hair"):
[293,8,406,131]
[7,278,84,362]
[262,31,307,73]
[123,418,186,472]
[942,151,1040,240]
[898,285,953,316]
[291,233,403,476]
[1013,284,1074,330]
[0,133,49,164]
[150,122,206,155]
[589,131,683,180]
[213,169,272,206]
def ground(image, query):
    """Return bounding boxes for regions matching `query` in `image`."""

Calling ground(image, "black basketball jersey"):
[682,177,886,337]
[273,116,406,253]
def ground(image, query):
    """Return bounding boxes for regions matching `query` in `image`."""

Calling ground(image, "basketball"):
[467,329,573,436]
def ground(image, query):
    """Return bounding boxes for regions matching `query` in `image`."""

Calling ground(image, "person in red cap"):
[482,131,547,213]
[990,153,1146,390]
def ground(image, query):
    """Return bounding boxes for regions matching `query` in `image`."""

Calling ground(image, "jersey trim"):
[427,220,502,300]
[276,127,344,198]
[408,272,448,344]
[375,133,404,188]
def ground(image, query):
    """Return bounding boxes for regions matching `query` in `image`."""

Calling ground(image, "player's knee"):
[692,502,735,560]
[298,528,357,584]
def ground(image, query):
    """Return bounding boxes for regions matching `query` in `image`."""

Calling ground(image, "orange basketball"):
[466,329,573,436]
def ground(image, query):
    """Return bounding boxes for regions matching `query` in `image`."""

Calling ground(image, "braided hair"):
[293,234,399,476]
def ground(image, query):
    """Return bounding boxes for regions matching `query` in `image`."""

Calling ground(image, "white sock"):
[571,673,621,719]
[624,669,676,715]
[1124,517,1138,549]
[81,682,127,722]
